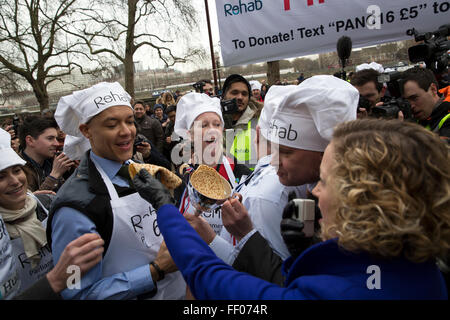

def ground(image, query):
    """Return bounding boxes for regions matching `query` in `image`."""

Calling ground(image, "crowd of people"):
[0,62,449,300]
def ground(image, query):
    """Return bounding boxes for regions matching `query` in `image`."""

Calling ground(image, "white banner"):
[215,0,450,66]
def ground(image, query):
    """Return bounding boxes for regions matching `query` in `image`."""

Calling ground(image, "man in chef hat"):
[217,76,359,280]
[46,82,186,300]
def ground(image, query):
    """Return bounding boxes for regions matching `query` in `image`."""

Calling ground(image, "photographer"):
[221,74,263,171]
[193,79,214,96]
[351,69,386,116]
[133,101,165,153]
[401,67,450,140]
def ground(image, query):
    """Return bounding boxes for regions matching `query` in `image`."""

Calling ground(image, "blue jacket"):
[157,204,448,300]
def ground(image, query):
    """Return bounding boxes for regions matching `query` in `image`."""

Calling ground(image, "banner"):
[215,0,450,66]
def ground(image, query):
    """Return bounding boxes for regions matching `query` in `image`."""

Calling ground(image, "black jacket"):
[232,231,285,286]
[46,151,136,254]
[135,115,165,153]
[418,100,450,139]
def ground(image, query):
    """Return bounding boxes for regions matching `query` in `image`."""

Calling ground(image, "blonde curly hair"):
[322,119,450,263]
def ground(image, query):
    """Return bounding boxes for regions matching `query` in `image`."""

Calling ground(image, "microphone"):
[336,36,353,81]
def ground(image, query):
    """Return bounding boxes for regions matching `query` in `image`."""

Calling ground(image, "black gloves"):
[132,169,175,211]
[280,191,315,259]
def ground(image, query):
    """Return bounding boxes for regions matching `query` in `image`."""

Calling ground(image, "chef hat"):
[258,85,294,140]
[268,75,359,152]
[250,80,262,92]
[356,62,384,73]
[0,128,26,172]
[63,135,91,161]
[174,92,224,137]
[54,82,132,137]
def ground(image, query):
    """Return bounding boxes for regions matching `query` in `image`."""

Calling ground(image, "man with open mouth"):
[46,82,186,300]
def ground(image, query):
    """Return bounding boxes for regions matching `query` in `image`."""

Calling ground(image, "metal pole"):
[217,58,222,93]
[204,0,218,93]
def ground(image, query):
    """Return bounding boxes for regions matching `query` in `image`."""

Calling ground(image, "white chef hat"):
[356,62,384,73]
[54,82,132,137]
[174,92,223,137]
[63,135,91,161]
[268,75,359,152]
[258,85,294,140]
[249,80,262,91]
[0,128,26,172]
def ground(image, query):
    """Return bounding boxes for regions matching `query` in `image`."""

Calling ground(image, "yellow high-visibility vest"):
[229,120,256,170]
[425,113,450,133]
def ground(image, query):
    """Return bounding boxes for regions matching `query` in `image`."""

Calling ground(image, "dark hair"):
[401,67,438,92]
[221,74,251,99]
[351,69,383,92]
[133,100,145,108]
[166,105,176,114]
[19,116,58,151]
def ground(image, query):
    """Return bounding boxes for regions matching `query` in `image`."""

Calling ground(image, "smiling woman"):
[0,128,55,297]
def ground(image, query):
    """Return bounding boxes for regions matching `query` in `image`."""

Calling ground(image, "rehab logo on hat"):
[55,82,132,137]
[268,76,359,152]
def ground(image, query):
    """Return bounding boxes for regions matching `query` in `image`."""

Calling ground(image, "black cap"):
[221,74,252,99]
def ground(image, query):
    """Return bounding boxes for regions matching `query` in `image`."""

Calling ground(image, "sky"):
[136,0,221,73]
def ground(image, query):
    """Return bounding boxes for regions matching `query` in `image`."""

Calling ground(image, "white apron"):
[92,158,186,300]
[0,216,20,300]
[10,193,54,296]
[179,156,236,235]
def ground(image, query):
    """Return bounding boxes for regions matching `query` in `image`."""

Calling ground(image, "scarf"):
[1,194,47,269]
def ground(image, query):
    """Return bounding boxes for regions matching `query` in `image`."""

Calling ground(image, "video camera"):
[371,24,450,119]
[194,80,238,114]
[371,72,412,120]
[357,95,372,114]
[192,81,206,93]
[407,24,450,75]
[220,98,239,115]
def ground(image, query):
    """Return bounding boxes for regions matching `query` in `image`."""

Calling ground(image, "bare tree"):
[0,0,103,110]
[0,68,28,105]
[67,0,205,98]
